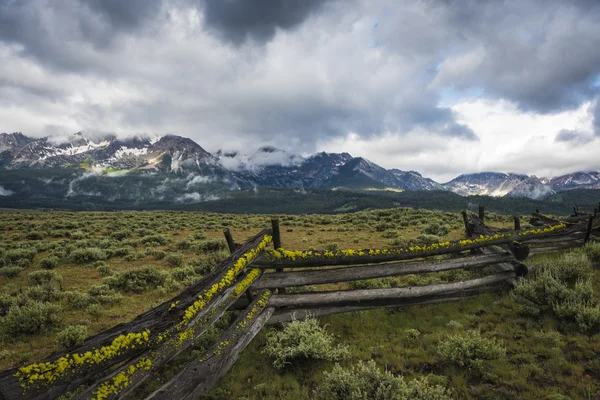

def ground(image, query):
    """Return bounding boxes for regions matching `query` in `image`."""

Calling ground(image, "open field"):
[0,208,599,399]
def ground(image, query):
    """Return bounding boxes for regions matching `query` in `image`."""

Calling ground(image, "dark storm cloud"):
[79,0,163,31]
[431,0,600,113]
[202,0,330,44]
[0,0,162,71]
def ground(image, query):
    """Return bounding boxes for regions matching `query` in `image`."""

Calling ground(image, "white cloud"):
[0,185,14,196]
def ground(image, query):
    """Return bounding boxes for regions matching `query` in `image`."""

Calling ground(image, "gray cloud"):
[0,0,599,178]
[202,0,330,44]
[555,129,593,145]
[431,0,600,113]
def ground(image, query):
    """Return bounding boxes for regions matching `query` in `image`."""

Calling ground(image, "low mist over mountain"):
[0,132,598,204]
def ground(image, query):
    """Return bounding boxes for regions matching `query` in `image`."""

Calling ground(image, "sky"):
[1,0,600,182]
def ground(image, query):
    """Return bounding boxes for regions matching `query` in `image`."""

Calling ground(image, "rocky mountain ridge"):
[1,132,598,200]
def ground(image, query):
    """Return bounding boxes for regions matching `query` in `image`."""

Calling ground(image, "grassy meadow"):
[0,208,599,399]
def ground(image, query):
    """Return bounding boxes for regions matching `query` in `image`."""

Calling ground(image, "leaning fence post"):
[271,219,285,293]
[573,206,578,216]
[461,210,472,237]
[478,205,485,222]
[584,215,593,244]
[223,228,236,253]
[513,216,520,231]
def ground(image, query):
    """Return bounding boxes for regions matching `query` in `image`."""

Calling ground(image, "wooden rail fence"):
[1,206,599,400]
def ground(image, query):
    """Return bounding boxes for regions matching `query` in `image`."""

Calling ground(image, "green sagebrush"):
[263,315,349,369]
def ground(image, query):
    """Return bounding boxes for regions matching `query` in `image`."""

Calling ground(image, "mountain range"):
[1,132,599,203]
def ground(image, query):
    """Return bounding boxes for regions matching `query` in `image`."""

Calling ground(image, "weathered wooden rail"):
[0,206,598,400]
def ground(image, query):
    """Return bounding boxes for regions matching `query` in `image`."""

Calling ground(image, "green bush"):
[348,278,395,290]
[111,230,132,240]
[39,256,60,269]
[165,253,184,267]
[0,267,23,278]
[69,248,108,264]
[29,270,62,286]
[55,325,88,349]
[4,248,37,264]
[25,231,45,240]
[422,223,450,236]
[263,316,349,369]
[140,235,169,246]
[583,242,600,263]
[0,301,62,335]
[104,267,167,292]
[437,330,505,370]
[512,248,600,332]
[194,239,226,253]
[314,360,451,400]
[415,234,441,244]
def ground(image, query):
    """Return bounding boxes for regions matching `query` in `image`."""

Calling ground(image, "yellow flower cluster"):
[519,222,566,236]
[175,328,195,347]
[232,268,262,297]
[234,291,271,331]
[200,291,271,363]
[265,233,513,262]
[92,357,152,400]
[179,235,272,328]
[16,330,151,386]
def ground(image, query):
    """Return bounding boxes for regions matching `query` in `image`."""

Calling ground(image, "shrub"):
[437,330,505,370]
[96,264,112,276]
[63,291,93,309]
[88,284,122,304]
[29,270,62,286]
[69,248,108,264]
[0,301,62,335]
[86,304,103,318]
[422,223,450,236]
[176,240,191,250]
[583,242,600,263]
[381,230,399,239]
[39,256,60,269]
[55,325,88,349]
[324,243,339,252]
[314,360,451,400]
[25,231,45,240]
[0,267,23,278]
[140,235,169,246]
[111,230,132,240]
[415,234,441,244]
[4,248,37,264]
[512,248,600,332]
[104,267,167,292]
[110,247,132,258]
[170,265,201,283]
[165,253,184,267]
[150,249,166,260]
[192,232,206,240]
[404,329,421,347]
[263,316,349,369]
[194,239,226,253]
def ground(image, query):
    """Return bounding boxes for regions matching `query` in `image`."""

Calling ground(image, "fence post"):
[584,215,594,244]
[573,206,578,216]
[271,219,285,293]
[461,210,473,237]
[223,228,236,254]
[535,209,539,214]
[513,216,520,231]
[223,228,253,302]
[478,205,485,222]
